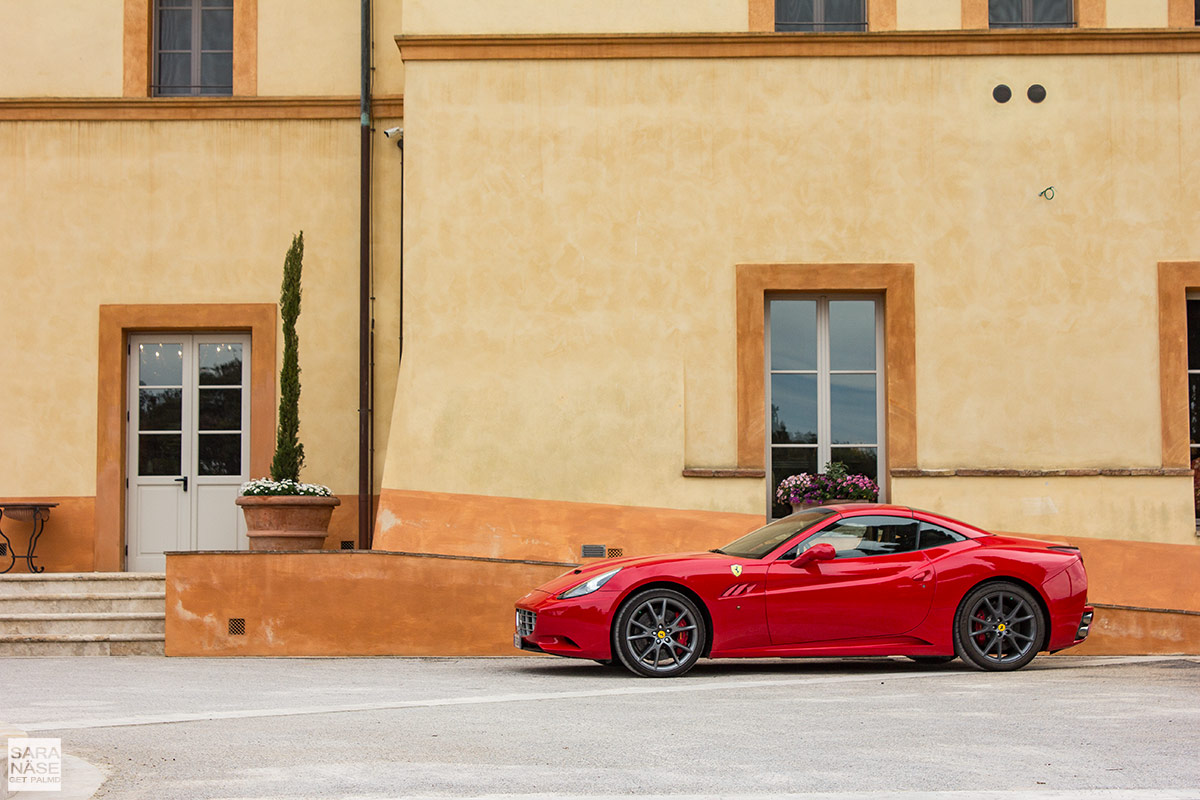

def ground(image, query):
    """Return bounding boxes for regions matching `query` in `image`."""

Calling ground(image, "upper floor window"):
[989,0,1074,28]
[154,0,233,96]
[776,0,868,32]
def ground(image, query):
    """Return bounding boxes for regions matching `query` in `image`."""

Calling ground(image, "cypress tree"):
[270,232,305,482]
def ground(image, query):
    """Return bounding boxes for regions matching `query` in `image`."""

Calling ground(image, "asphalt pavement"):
[1,655,1198,799]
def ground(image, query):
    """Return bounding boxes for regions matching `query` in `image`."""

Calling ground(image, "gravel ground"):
[1,655,1197,799]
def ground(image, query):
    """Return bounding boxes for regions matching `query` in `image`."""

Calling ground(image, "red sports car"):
[514,504,1093,677]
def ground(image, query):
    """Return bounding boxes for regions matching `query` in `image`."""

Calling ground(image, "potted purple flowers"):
[775,461,879,514]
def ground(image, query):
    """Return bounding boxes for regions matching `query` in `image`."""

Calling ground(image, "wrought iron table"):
[0,503,58,574]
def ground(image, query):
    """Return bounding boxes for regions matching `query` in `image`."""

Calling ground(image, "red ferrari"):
[514,504,1093,677]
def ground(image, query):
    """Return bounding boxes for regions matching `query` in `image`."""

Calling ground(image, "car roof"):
[826,503,991,539]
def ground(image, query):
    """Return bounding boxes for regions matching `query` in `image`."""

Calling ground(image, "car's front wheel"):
[953,581,1044,671]
[612,588,706,678]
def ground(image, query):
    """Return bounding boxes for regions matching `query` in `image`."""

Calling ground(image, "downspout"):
[358,0,373,549]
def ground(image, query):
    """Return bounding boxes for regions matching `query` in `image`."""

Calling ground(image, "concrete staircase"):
[0,573,165,655]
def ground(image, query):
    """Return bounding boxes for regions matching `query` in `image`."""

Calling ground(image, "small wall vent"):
[0,542,6,557]
[581,544,606,558]
[340,541,355,550]
[228,618,246,636]
[606,548,624,558]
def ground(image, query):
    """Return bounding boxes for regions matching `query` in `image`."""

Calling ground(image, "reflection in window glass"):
[829,301,876,371]
[770,300,817,371]
[138,343,184,387]
[798,516,918,558]
[199,343,242,385]
[918,523,966,549]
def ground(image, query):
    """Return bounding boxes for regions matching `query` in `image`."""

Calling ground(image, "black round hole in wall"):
[1028,84,1047,103]
[993,84,1012,103]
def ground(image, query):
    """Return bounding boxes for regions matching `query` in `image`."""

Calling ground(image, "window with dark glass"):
[918,523,966,550]
[154,0,234,96]
[1187,298,1200,520]
[989,0,1074,28]
[790,515,919,559]
[768,296,883,518]
[776,0,867,32]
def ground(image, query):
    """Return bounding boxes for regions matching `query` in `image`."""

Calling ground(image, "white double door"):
[127,333,250,572]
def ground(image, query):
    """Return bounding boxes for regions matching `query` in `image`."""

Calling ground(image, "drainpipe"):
[358,0,373,549]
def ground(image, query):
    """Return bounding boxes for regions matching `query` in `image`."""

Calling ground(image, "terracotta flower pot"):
[235,494,341,551]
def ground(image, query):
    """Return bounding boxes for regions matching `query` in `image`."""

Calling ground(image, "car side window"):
[918,522,967,549]
[785,515,919,560]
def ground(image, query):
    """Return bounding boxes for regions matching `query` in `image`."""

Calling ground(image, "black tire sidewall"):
[953,581,1043,672]
[612,588,707,678]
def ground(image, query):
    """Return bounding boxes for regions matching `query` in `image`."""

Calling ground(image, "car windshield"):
[718,509,836,559]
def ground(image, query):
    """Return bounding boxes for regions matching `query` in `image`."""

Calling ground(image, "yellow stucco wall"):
[0,119,402,498]
[384,53,1200,542]
[401,0,749,35]
[1107,0,1169,28]
[0,0,123,97]
[895,477,1197,544]
[895,0,961,30]
[258,0,361,96]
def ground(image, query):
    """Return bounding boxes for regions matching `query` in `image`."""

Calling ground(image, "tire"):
[612,588,707,678]
[953,581,1044,671]
[906,656,956,665]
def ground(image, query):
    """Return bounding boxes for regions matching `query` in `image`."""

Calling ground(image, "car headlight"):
[558,567,621,599]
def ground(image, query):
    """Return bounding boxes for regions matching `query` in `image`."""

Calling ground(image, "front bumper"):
[513,588,619,660]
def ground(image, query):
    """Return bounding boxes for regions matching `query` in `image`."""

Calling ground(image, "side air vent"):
[720,583,761,598]
[581,544,606,558]
[228,618,246,636]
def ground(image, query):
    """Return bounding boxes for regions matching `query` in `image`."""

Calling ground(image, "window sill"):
[682,468,766,478]
[891,467,1194,478]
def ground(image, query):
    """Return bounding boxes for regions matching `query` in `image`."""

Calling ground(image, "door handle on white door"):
[174,476,188,492]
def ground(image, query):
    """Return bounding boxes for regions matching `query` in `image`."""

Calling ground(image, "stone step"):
[0,612,165,636]
[0,633,164,657]
[0,573,165,596]
[0,592,166,614]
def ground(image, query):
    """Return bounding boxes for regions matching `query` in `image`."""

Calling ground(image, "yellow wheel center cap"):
[997,623,1007,632]
[657,631,667,639]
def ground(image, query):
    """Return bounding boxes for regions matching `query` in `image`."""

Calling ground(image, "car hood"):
[533,551,725,597]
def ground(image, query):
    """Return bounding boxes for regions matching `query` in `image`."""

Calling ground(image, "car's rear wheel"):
[906,655,956,665]
[612,588,706,678]
[953,581,1043,671]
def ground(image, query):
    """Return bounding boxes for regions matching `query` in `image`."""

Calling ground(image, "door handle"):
[912,569,931,583]
[174,476,188,492]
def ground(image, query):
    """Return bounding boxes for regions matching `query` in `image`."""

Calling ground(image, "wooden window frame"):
[736,264,916,499]
[124,0,256,98]
[96,304,275,571]
[1157,263,1200,470]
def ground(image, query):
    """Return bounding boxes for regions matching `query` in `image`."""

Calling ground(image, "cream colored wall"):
[0,119,402,498]
[895,0,961,30]
[374,1,406,96]
[258,0,361,95]
[401,0,748,35]
[895,477,1197,544]
[385,53,1200,542]
[1107,0,1169,28]
[0,0,123,97]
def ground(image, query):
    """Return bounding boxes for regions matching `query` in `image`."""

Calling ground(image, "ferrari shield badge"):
[730,564,743,577]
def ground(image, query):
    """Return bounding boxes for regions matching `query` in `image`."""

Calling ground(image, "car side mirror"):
[790,542,836,568]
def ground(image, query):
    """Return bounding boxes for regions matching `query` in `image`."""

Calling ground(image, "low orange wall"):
[166,550,571,656]
[0,496,96,573]
[372,488,763,564]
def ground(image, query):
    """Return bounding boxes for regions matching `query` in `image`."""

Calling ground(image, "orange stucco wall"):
[166,550,571,656]
[167,519,1200,658]
[0,497,96,573]
[372,488,764,564]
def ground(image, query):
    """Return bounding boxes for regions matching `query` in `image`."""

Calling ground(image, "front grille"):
[516,608,536,638]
